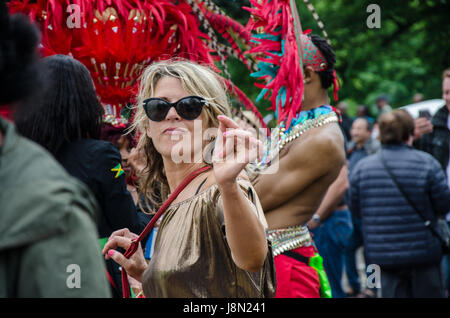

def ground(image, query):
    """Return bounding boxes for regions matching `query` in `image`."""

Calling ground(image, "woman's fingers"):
[108,228,138,240]
[218,115,240,130]
[108,228,130,239]
[216,129,262,163]
[103,236,134,257]
[106,249,128,267]
[223,129,254,140]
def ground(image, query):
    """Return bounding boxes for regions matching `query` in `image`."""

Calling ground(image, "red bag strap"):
[121,165,212,298]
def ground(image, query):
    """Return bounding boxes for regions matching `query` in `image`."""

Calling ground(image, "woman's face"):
[146,76,207,162]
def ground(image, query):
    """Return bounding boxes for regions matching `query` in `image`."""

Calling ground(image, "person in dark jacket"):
[413,68,450,295]
[344,117,380,298]
[0,5,110,297]
[349,110,450,298]
[15,54,142,297]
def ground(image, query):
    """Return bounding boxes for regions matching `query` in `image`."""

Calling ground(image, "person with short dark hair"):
[347,117,380,172]
[14,54,142,297]
[349,109,450,298]
[0,4,110,297]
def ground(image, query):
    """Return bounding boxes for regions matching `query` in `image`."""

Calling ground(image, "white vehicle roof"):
[399,99,445,118]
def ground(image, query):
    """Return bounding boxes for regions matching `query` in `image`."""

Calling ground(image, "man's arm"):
[428,158,450,216]
[348,164,362,219]
[219,181,268,273]
[307,164,349,229]
[254,132,345,212]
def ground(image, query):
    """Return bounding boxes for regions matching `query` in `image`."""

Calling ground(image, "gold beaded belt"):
[267,225,313,257]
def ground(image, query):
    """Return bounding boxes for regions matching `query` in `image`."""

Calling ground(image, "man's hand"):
[414,117,433,140]
[307,219,320,230]
[307,214,321,230]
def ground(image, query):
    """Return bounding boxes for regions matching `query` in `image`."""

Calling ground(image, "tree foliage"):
[214,0,450,117]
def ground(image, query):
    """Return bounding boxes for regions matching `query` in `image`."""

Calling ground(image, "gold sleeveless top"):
[142,179,275,298]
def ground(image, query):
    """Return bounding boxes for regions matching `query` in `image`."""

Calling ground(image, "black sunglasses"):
[143,96,209,122]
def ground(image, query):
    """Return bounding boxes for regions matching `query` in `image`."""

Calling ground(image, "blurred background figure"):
[344,117,380,298]
[349,109,450,298]
[375,95,392,119]
[336,101,353,143]
[100,123,138,204]
[356,105,375,124]
[413,93,424,103]
[414,67,450,297]
[15,54,142,297]
[356,105,379,150]
[347,117,380,172]
[0,4,110,297]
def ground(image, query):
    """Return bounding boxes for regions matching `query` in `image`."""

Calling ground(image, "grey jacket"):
[0,118,111,297]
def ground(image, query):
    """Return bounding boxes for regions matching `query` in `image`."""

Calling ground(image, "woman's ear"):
[146,120,152,139]
[303,65,315,84]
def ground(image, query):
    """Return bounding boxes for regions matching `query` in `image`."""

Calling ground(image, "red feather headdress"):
[244,0,340,129]
[8,0,215,127]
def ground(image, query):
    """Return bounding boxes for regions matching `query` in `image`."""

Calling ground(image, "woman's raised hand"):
[102,228,148,283]
[213,115,263,186]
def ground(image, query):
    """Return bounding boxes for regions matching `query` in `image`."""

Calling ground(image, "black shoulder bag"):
[379,151,450,254]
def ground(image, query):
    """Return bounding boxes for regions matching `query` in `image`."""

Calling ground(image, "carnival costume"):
[244,0,341,298]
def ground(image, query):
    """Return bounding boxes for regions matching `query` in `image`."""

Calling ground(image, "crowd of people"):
[311,71,450,298]
[1,2,449,299]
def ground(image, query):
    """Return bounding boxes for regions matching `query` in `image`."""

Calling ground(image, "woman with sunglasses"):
[103,59,275,298]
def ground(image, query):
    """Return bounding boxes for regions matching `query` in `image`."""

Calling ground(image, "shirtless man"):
[252,34,345,298]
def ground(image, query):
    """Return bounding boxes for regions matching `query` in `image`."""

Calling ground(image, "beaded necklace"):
[248,105,339,174]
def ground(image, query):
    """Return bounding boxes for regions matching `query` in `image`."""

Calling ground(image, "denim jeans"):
[311,209,353,298]
[443,221,450,297]
[381,263,445,298]
[344,216,363,294]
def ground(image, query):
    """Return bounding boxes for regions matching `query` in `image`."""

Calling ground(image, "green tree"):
[213,0,450,118]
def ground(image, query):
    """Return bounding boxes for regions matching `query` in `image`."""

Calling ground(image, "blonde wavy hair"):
[130,59,231,213]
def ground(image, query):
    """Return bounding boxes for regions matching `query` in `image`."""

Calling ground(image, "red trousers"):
[274,245,321,298]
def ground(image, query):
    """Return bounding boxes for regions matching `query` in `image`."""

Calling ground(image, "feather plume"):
[244,0,304,128]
